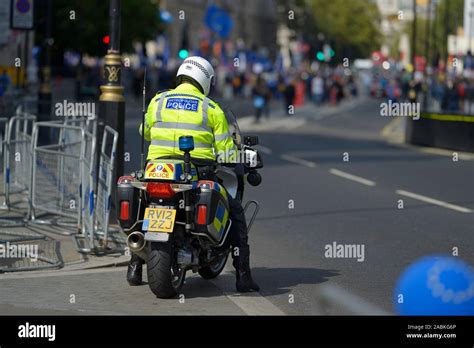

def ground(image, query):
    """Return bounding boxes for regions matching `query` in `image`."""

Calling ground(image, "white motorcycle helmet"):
[176,56,215,96]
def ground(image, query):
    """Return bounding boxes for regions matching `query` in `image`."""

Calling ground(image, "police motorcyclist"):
[127,56,260,293]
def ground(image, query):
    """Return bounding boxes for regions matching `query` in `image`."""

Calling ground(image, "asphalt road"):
[240,99,474,315]
[1,96,473,315]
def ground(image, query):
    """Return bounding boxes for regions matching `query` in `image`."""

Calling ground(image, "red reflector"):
[146,182,175,198]
[120,201,130,220]
[117,176,134,184]
[197,205,207,225]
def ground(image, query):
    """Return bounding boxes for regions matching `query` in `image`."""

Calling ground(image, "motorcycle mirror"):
[244,135,259,146]
[247,171,262,186]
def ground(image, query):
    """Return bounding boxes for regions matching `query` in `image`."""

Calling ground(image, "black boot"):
[127,253,144,286]
[235,246,260,292]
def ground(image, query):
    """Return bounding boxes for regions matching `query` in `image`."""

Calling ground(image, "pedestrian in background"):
[223,74,234,101]
[277,74,286,101]
[311,74,324,106]
[252,75,268,123]
[263,78,272,118]
[348,75,358,98]
[0,69,11,117]
[284,79,295,115]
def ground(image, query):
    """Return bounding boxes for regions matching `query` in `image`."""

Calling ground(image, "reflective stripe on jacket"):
[139,83,237,161]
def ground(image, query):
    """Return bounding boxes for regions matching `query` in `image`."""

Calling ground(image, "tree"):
[309,0,382,61]
[275,0,381,62]
[434,0,464,61]
[35,0,161,58]
[400,0,464,65]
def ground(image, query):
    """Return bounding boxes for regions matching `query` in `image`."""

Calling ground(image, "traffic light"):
[178,49,189,60]
[316,51,325,61]
[103,35,110,45]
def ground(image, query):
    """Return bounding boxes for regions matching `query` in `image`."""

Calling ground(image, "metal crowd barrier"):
[0,108,121,255]
[81,126,118,252]
[97,126,118,241]
[0,97,126,267]
[27,122,92,232]
[0,109,36,229]
[2,112,36,209]
[79,123,97,249]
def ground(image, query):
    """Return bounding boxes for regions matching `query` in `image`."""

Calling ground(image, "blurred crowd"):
[48,36,366,123]
[367,53,474,115]
[111,37,363,123]
[124,59,362,123]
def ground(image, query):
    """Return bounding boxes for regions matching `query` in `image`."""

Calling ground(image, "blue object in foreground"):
[179,136,194,152]
[394,256,474,315]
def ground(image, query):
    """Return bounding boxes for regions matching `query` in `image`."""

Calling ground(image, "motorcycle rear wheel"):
[198,252,229,279]
[147,241,185,298]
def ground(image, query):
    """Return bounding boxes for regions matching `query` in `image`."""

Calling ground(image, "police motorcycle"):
[116,112,263,298]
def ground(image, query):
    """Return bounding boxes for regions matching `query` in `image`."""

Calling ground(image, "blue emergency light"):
[179,136,194,152]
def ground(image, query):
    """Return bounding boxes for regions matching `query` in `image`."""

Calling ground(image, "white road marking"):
[256,145,273,155]
[415,146,474,161]
[388,141,474,161]
[396,190,473,213]
[280,154,317,168]
[317,283,390,315]
[329,169,376,187]
[210,270,285,316]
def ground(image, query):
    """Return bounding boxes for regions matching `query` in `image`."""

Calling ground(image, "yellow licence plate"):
[144,208,176,233]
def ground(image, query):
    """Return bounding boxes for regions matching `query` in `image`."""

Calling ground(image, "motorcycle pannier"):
[194,180,230,243]
[117,177,140,232]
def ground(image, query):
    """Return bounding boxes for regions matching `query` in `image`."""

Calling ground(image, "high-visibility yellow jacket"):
[139,83,237,161]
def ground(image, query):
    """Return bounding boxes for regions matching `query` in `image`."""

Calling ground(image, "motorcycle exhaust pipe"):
[127,231,148,261]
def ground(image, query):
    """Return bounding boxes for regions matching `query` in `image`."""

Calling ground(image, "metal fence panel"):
[81,125,97,246]
[28,122,88,231]
[2,112,122,256]
[3,113,36,208]
[95,126,118,246]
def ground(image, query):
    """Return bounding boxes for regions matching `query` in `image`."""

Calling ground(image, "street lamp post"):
[422,0,432,112]
[470,2,474,115]
[99,0,125,195]
[412,0,417,79]
[425,0,431,66]
[470,5,473,54]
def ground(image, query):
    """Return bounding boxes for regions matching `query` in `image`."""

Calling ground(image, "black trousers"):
[227,196,248,247]
[226,195,250,270]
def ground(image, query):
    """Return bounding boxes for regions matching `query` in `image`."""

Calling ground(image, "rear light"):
[170,183,193,192]
[118,176,134,184]
[197,205,207,225]
[120,201,130,220]
[146,182,176,198]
